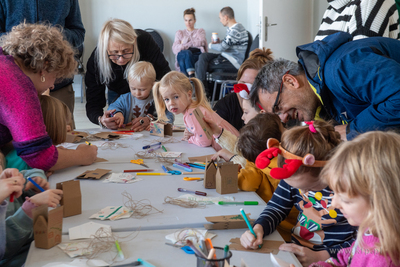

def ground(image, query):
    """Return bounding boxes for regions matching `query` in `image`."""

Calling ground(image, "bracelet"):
[215,128,224,140]
[98,116,107,129]
[229,154,238,162]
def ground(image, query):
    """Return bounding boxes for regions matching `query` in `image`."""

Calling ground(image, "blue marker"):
[161,164,168,173]
[173,163,192,172]
[186,163,205,170]
[142,142,161,150]
[27,177,45,192]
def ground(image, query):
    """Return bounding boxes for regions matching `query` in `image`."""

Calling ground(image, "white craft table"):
[50,130,266,234]
[25,228,302,267]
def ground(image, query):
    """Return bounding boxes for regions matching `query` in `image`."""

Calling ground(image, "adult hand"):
[211,37,221,44]
[279,243,330,267]
[130,117,150,132]
[211,149,234,162]
[240,224,264,249]
[76,144,98,165]
[29,189,63,208]
[334,124,347,141]
[182,128,194,141]
[202,116,222,136]
[0,168,25,202]
[100,109,119,129]
[25,176,50,193]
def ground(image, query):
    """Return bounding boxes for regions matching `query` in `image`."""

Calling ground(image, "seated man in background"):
[195,6,248,97]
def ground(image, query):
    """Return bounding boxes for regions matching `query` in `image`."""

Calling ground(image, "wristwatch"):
[98,116,107,129]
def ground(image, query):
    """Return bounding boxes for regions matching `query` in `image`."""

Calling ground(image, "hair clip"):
[255,138,327,180]
[305,121,317,133]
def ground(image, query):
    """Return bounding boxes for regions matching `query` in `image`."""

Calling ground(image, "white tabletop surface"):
[25,228,301,267]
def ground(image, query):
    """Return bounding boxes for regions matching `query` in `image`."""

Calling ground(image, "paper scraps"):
[76,169,111,180]
[156,152,182,158]
[90,206,133,221]
[69,222,112,240]
[58,241,93,258]
[103,173,142,184]
[177,194,234,205]
[228,238,284,254]
[42,259,110,267]
[165,229,217,246]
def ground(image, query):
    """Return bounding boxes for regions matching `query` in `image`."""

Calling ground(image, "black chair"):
[250,34,259,52]
[145,28,164,53]
[210,31,253,106]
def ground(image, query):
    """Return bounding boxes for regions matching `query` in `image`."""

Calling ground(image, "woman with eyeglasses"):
[85,18,170,128]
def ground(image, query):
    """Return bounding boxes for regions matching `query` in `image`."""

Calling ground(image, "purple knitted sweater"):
[0,48,57,170]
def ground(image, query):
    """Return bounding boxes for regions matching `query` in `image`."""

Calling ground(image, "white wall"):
[78,0,252,70]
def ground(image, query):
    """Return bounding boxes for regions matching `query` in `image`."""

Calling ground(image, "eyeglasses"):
[272,71,289,113]
[108,53,134,60]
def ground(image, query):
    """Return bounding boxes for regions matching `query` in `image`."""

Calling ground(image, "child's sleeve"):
[186,109,213,147]
[21,169,47,181]
[0,201,7,260]
[108,93,132,124]
[254,180,294,237]
[310,247,351,267]
[238,161,264,192]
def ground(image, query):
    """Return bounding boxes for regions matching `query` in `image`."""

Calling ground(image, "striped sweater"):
[209,23,248,69]
[315,0,399,41]
[254,180,357,258]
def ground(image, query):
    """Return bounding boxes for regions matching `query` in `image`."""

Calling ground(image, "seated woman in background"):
[172,8,207,78]
[85,18,171,129]
[213,48,273,131]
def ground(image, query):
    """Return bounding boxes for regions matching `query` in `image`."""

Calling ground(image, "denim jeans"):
[177,49,201,76]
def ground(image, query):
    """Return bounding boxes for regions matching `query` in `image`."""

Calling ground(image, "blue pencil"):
[27,177,45,192]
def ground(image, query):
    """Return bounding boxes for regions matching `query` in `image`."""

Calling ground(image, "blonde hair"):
[39,95,69,145]
[97,18,140,84]
[153,71,211,121]
[128,61,156,83]
[0,22,77,79]
[321,131,400,264]
[279,120,341,178]
[237,48,273,81]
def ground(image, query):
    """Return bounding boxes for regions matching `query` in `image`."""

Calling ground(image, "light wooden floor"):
[73,97,184,129]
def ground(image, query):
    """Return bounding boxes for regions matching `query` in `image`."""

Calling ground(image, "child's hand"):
[182,128,194,141]
[130,117,150,132]
[29,189,63,208]
[76,144,98,165]
[100,109,119,129]
[279,243,330,267]
[25,176,50,193]
[113,112,125,128]
[240,224,264,249]
[0,169,25,202]
[212,149,234,162]
[202,116,222,136]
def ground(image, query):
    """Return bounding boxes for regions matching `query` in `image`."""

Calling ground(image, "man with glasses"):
[250,32,400,141]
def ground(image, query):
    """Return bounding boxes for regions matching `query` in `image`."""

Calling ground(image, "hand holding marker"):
[240,208,262,249]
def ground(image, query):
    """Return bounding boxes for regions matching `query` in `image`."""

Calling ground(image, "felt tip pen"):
[224,245,229,258]
[178,188,207,196]
[240,208,262,249]
[161,145,167,152]
[161,164,168,173]
[137,258,156,267]
[123,169,153,173]
[136,173,172,176]
[148,145,161,153]
[173,163,192,172]
[186,163,205,170]
[115,240,124,260]
[27,177,45,192]
[142,142,161,150]
[85,141,92,145]
[218,201,259,205]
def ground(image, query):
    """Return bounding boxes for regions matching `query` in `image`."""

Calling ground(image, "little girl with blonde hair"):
[153,71,239,150]
[310,131,400,267]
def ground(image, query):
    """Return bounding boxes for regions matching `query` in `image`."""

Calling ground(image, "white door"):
[259,0,315,61]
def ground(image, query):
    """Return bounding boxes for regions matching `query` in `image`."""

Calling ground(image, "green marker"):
[218,201,258,205]
[161,145,167,152]
[240,208,262,249]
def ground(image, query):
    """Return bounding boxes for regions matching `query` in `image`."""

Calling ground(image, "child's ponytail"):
[152,81,168,121]
[189,77,212,112]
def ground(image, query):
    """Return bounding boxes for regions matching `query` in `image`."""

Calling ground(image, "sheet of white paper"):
[58,241,92,257]
[42,258,109,267]
[165,229,217,246]
[178,194,234,205]
[270,254,292,267]
[69,222,112,240]
[90,206,133,221]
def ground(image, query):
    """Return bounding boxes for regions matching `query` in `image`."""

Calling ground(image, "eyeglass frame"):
[107,52,134,60]
[272,70,290,113]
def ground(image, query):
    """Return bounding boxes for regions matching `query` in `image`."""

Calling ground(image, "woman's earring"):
[41,76,46,82]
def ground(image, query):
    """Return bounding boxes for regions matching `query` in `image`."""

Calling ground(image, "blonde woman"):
[85,18,170,129]
[0,22,97,171]
[172,8,207,77]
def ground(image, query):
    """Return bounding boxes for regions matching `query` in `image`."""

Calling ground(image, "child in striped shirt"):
[240,120,357,266]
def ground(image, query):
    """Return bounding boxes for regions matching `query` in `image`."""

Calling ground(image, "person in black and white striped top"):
[315,0,399,41]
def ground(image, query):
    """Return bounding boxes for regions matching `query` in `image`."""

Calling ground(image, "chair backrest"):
[145,28,164,53]
[249,34,259,53]
[76,44,85,74]
[244,31,253,60]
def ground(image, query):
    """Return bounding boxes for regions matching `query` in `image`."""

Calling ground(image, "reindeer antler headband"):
[255,121,327,180]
